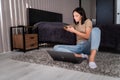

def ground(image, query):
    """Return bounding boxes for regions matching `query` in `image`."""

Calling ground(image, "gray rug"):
[11,49,120,78]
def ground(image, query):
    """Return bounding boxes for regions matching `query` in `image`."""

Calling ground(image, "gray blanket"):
[33,22,76,45]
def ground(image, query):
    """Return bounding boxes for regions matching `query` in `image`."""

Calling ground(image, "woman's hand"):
[64,25,75,33]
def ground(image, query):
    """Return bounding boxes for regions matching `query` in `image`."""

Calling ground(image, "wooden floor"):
[0,52,120,80]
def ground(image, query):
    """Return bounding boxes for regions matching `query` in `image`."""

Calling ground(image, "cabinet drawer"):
[25,34,37,40]
[25,42,38,50]
[25,34,38,50]
[25,34,38,43]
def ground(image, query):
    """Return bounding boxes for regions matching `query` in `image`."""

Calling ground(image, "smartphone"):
[64,26,68,28]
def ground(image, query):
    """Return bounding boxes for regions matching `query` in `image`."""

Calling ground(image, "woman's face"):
[73,11,82,23]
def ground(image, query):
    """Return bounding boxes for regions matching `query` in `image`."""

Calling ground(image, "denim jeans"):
[53,27,101,55]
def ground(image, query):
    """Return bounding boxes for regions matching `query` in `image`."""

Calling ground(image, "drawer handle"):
[30,37,34,39]
[30,44,35,47]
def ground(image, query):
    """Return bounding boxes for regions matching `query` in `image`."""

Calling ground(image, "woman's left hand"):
[64,26,76,33]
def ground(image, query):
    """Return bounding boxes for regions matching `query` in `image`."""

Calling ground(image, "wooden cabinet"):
[10,26,39,52]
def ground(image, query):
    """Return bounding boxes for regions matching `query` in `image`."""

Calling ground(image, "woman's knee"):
[92,27,101,35]
[91,27,101,40]
[91,27,101,50]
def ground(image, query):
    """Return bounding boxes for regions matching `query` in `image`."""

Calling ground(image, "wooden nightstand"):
[10,26,39,52]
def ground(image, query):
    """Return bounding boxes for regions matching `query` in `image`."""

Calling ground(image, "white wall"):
[0,0,79,53]
[116,0,120,24]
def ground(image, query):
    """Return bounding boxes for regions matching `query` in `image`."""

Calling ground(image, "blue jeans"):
[53,27,101,55]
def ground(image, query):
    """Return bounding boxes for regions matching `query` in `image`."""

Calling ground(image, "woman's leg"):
[89,27,101,69]
[53,41,88,57]
[53,45,77,53]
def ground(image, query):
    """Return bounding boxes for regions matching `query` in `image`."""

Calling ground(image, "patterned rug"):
[11,49,120,78]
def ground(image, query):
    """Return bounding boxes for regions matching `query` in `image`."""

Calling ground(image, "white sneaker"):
[89,62,97,69]
[81,54,88,59]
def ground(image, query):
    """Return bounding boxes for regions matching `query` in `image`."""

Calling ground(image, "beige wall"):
[0,0,79,53]
[81,0,96,19]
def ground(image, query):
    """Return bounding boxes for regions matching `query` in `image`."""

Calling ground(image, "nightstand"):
[10,26,39,52]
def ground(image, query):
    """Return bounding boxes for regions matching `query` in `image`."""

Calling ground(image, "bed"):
[27,8,76,45]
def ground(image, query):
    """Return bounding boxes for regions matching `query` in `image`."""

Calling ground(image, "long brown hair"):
[73,7,87,25]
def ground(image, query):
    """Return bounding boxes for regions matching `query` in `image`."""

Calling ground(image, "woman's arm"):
[64,20,92,39]
[74,27,92,39]
[65,26,92,39]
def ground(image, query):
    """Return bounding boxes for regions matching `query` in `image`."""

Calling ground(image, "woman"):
[53,7,101,69]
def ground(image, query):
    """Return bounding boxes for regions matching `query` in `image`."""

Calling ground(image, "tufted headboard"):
[27,8,63,26]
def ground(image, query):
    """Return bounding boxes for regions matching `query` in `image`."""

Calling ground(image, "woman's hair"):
[73,7,87,25]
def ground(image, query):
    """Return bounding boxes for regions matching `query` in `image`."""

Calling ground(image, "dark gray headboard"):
[27,8,63,26]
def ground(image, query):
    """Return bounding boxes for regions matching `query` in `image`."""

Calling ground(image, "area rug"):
[11,49,120,78]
